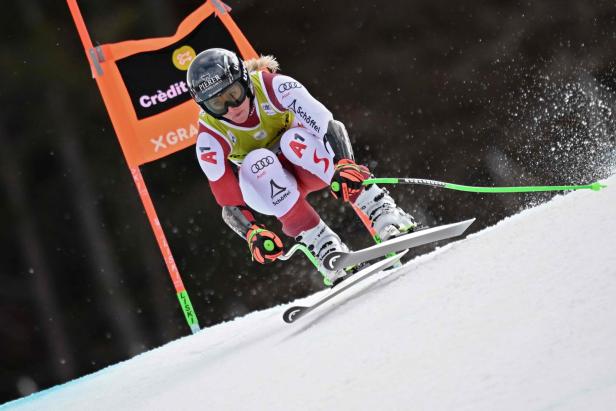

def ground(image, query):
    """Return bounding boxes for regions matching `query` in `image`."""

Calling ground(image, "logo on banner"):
[139,82,190,108]
[172,45,196,71]
[150,123,199,152]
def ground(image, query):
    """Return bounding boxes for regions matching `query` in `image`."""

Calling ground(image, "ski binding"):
[323,218,475,270]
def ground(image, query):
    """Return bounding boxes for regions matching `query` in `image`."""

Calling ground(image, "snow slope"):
[4,175,616,411]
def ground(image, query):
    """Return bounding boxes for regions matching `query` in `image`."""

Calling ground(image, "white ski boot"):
[296,219,350,285]
[354,184,417,241]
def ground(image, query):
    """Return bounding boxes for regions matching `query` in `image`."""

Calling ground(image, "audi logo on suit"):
[250,156,275,173]
[277,82,302,93]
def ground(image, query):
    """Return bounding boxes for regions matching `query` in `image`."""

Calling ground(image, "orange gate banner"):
[90,0,257,167]
[67,0,260,333]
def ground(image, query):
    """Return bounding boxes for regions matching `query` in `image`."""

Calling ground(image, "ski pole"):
[279,243,334,286]
[359,178,607,193]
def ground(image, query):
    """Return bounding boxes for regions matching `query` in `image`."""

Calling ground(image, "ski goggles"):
[202,81,247,116]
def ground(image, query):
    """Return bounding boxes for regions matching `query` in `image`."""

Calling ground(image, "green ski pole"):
[360,178,607,193]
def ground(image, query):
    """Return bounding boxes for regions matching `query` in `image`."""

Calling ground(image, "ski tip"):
[464,217,476,226]
[390,249,409,261]
[283,306,307,323]
[444,218,476,233]
[437,218,476,238]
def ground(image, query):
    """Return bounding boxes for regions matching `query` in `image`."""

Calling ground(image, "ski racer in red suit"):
[187,48,416,284]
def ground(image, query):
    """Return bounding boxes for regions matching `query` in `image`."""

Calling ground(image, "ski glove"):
[246,224,284,264]
[330,159,371,202]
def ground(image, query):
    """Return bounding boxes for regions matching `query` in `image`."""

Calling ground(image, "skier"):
[187,48,417,284]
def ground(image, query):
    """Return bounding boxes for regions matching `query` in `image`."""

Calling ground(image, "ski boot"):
[354,184,417,242]
[295,219,351,286]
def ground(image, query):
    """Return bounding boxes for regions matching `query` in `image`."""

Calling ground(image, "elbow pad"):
[222,206,255,239]
[323,119,355,161]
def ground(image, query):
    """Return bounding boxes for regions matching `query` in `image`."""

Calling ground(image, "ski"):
[322,218,475,271]
[283,250,408,323]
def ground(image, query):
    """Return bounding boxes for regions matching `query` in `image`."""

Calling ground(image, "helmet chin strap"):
[245,79,255,110]
[248,93,255,116]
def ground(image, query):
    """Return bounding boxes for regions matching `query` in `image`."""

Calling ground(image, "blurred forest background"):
[1,0,615,404]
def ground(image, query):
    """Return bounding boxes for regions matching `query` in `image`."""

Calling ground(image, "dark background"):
[1,0,615,404]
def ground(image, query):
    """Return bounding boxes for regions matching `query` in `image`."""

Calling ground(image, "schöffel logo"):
[286,99,320,134]
[270,179,287,199]
[251,156,274,173]
[278,82,302,93]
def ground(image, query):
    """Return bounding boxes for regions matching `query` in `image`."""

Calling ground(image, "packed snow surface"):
[4,175,616,411]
